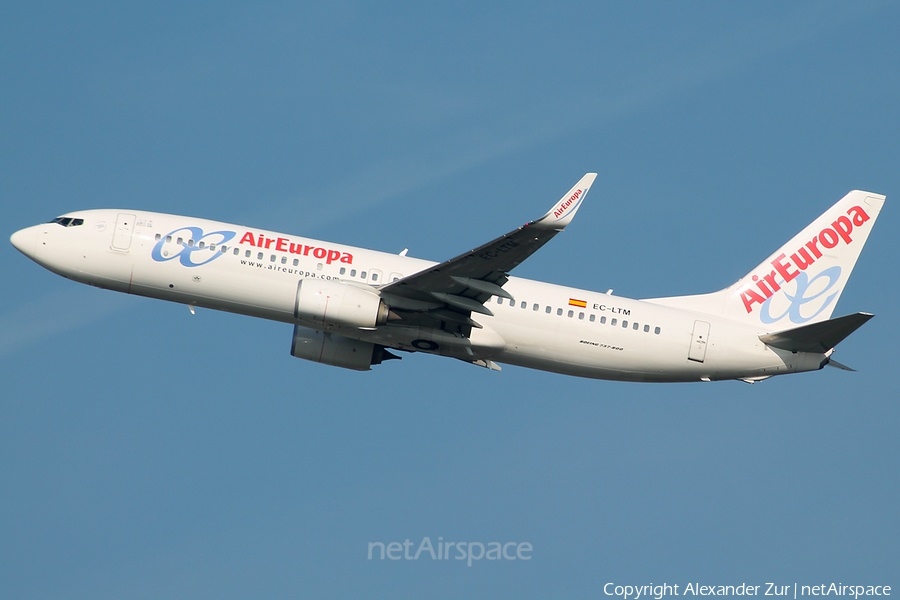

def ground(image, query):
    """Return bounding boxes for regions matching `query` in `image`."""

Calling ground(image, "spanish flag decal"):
[568,298,587,308]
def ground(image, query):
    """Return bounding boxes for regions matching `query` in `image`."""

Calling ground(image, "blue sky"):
[2,2,898,598]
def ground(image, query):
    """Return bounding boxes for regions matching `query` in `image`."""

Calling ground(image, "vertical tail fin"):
[646,190,885,330]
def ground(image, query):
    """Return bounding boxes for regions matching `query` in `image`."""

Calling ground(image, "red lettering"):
[313,247,326,259]
[762,270,782,293]
[819,227,839,249]
[805,236,823,259]
[326,250,341,264]
[790,247,815,270]
[289,243,303,255]
[741,205,873,315]
[554,190,582,218]
[276,237,289,252]
[848,205,870,227]
[771,253,798,284]
[264,237,274,249]
[831,215,853,244]
[741,288,766,313]
[753,275,773,299]
[303,245,313,256]
[239,232,255,245]
[340,253,353,264]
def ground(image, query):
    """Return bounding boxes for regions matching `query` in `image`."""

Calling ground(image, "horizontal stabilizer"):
[825,358,856,372]
[759,312,874,353]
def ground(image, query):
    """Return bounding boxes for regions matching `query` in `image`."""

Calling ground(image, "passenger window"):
[633,322,639,330]
[166,236,173,243]
[579,312,585,320]
[233,248,238,255]
[293,259,299,266]
[644,324,650,332]
[372,273,378,282]
[188,239,194,247]
[177,237,183,245]
[508,299,514,306]
[198,242,205,249]
[317,263,323,271]
[654,327,661,334]
[245,250,251,257]
[557,308,563,316]
[340,267,346,275]
[533,304,539,311]
[281,256,287,264]
[360,271,366,278]
[590,314,595,322]
[257,252,263,260]
[567,310,573,318]
[155,233,161,241]
[545,306,551,314]
[521,301,526,309]
[351,270,357,277]
[269,254,276,262]
[497,297,504,304]
[622,320,628,328]
[210,244,216,251]
[611,318,617,326]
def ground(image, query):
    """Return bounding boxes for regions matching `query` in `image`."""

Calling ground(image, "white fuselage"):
[11,209,826,382]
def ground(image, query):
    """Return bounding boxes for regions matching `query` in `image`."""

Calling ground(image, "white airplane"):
[10,174,885,383]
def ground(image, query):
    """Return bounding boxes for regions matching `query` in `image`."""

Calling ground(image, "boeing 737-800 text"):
[10,175,885,383]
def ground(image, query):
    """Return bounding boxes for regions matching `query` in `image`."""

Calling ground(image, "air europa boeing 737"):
[9,174,885,383]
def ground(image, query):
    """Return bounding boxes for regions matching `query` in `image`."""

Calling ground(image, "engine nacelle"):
[294,279,389,329]
[290,325,398,371]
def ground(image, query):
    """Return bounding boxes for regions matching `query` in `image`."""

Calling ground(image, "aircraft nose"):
[10,225,39,258]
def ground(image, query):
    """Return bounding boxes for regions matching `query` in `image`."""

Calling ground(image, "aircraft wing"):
[377,173,596,324]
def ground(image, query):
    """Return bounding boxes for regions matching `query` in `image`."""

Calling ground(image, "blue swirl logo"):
[151,226,236,267]
[760,266,842,325]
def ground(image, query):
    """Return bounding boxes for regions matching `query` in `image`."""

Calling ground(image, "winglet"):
[531,173,597,230]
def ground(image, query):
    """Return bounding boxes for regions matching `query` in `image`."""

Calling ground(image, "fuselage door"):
[688,320,710,363]
[111,213,136,251]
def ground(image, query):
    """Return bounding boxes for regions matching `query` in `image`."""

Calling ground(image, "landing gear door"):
[112,213,136,251]
[688,320,710,363]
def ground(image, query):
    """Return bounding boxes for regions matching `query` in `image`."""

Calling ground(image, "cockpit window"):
[49,217,84,227]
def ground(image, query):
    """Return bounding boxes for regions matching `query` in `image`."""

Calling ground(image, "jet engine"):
[290,325,400,371]
[294,279,390,329]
